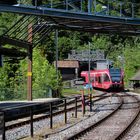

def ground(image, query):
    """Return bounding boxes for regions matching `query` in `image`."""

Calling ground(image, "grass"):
[62,88,81,96]
[61,87,95,97]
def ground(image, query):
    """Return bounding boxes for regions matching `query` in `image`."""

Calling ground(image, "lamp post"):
[88,42,92,111]
[88,42,91,94]
[117,55,125,70]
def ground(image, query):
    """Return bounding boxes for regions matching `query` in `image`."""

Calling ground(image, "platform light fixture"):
[102,5,107,9]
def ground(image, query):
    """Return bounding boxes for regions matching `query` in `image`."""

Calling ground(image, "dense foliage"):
[0,1,140,100]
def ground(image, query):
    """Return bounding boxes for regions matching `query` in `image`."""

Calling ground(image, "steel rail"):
[5,93,108,131]
[115,94,140,140]
[66,94,123,140]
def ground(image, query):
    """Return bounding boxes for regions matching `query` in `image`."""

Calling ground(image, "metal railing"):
[0,94,92,140]
[15,0,140,18]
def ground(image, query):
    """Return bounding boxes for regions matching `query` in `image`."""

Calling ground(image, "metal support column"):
[51,0,53,8]
[107,0,110,15]
[80,0,83,12]
[55,29,58,97]
[27,24,33,101]
[66,0,68,10]
[132,3,134,18]
[88,0,92,14]
[94,0,96,14]
[120,2,122,17]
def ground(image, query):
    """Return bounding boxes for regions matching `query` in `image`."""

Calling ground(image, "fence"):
[0,94,92,140]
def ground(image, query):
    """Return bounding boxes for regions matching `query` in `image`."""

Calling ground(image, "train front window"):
[109,69,121,82]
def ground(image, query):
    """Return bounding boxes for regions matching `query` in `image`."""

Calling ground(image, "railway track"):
[3,92,111,140]
[5,92,108,130]
[65,93,140,140]
[45,93,121,139]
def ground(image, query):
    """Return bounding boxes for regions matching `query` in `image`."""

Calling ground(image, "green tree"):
[15,48,62,99]
[0,63,16,100]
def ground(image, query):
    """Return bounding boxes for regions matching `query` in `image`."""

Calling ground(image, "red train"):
[81,68,124,91]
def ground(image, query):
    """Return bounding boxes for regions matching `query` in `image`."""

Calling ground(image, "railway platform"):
[0,98,60,110]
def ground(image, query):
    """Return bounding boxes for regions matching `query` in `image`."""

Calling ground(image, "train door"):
[103,73,111,89]
[95,75,98,87]
[101,73,104,88]
[97,73,103,88]
[90,73,96,88]
[94,74,99,88]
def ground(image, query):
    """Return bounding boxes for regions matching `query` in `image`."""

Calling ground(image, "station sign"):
[83,84,92,89]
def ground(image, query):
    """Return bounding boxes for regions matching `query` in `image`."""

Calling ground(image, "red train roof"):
[81,69,109,76]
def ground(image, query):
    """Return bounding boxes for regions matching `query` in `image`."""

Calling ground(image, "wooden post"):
[81,90,85,116]
[75,97,77,118]
[50,102,53,129]
[27,24,33,101]
[2,112,5,140]
[64,99,67,124]
[89,93,92,112]
[30,107,33,137]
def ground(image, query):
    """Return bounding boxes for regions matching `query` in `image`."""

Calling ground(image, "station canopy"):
[0,0,140,36]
